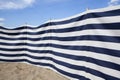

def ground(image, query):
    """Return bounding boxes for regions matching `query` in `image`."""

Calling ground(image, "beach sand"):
[0,62,70,80]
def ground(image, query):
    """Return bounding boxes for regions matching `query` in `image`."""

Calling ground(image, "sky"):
[0,0,120,28]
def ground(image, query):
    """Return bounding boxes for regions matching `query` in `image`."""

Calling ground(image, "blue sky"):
[0,0,120,28]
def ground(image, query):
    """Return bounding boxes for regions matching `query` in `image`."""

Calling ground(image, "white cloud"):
[43,0,69,3]
[0,18,5,21]
[0,18,5,26]
[0,0,36,9]
[108,0,120,6]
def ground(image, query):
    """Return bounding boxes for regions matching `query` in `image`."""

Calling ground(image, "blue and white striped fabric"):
[0,6,120,80]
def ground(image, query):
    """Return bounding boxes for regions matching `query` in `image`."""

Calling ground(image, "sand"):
[0,62,70,80]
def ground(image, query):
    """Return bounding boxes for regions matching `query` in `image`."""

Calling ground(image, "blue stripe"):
[50,44,120,57]
[0,43,120,57]
[51,51,120,71]
[0,23,120,35]
[0,35,119,43]
[0,26,28,30]
[0,49,119,71]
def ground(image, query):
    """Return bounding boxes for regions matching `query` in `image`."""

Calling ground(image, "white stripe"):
[0,40,120,51]
[0,46,120,65]
[51,48,120,65]
[44,16,120,31]
[0,16,120,33]
[49,30,120,37]
[0,30,120,38]
[47,53,120,79]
